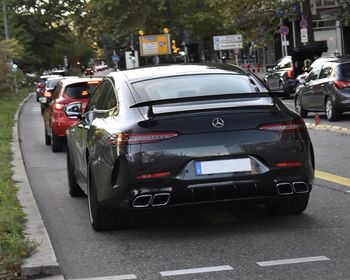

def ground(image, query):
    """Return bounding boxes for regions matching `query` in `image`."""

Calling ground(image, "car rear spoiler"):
[130,92,286,118]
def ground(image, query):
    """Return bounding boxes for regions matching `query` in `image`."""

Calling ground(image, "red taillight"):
[54,103,64,110]
[287,64,294,78]
[108,132,179,145]
[136,172,170,180]
[333,80,350,89]
[275,162,304,167]
[258,120,303,132]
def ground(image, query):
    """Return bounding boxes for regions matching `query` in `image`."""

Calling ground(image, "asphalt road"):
[19,95,350,280]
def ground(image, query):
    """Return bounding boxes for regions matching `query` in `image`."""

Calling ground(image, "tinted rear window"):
[132,74,262,102]
[46,79,61,88]
[340,63,350,78]
[64,82,98,99]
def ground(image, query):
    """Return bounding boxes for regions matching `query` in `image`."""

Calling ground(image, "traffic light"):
[172,39,180,54]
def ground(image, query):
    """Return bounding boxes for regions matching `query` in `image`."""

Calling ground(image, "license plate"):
[195,158,252,176]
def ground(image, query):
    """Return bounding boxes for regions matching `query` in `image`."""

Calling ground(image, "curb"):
[11,93,64,279]
[305,122,350,135]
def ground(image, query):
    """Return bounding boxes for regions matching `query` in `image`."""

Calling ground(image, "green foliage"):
[5,0,94,72]
[0,39,24,93]
[0,88,36,279]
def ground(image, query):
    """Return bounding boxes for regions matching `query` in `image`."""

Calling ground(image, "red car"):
[43,78,102,152]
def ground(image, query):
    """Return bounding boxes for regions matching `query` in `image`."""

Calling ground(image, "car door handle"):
[321,84,325,87]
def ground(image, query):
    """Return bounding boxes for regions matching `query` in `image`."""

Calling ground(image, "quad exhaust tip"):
[277,182,309,195]
[132,194,152,208]
[132,193,170,208]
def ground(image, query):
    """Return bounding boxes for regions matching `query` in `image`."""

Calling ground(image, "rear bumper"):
[333,90,350,112]
[99,167,314,210]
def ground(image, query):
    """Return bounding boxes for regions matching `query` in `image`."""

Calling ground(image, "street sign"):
[111,54,120,64]
[139,34,171,56]
[299,19,308,29]
[280,26,289,35]
[213,34,243,51]
[301,28,308,43]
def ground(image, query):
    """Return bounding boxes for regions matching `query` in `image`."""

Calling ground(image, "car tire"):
[45,129,51,145]
[67,148,84,197]
[325,97,339,121]
[40,104,45,115]
[51,133,64,152]
[295,95,308,118]
[87,164,129,231]
[265,194,309,215]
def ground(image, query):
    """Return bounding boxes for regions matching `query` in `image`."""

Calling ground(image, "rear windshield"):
[340,63,350,78]
[46,79,61,88]
[64,82,98,99]
[132,74,262,102]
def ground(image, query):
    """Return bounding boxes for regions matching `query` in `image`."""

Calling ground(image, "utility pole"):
[3,0,9,40]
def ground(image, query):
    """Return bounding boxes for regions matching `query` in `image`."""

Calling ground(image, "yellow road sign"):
[139,34,171,56]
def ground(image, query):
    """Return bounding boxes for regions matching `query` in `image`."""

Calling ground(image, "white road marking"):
[32,107,41,112]
[346,190,350,193]
[256,256,329,267]
[70,275,137,280]
[160,265,233,276]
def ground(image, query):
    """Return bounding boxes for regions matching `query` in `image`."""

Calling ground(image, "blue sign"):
[112,55,120,63]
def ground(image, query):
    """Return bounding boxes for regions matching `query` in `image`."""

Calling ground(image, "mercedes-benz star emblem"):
[212,117,224,128]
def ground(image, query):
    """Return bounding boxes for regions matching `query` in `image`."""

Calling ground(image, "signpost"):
[213,34,243,64]
[139,34,171,57]
[213,34,243,51]
[280,26,289,56]
[301,28,308,44]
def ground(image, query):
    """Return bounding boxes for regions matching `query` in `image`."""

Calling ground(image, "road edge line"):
[11,92,63,278]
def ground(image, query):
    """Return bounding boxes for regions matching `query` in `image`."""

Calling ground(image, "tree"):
[4,0,93,72]
[0,38,23,92]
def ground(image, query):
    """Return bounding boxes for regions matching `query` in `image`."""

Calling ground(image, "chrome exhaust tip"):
[151,193,170,207]
[276,182,293,195]
[132,194,152,208]
[292,182,309,194]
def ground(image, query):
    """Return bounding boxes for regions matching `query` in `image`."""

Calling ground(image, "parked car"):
[36,75,62,101]
[294,59,350,121]
[296,55,350,87]
[64,64,315,231]
[39,76,80,115]
[43,77,102,152]
[264,45,327,96]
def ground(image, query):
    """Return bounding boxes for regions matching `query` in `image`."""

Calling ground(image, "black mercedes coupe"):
[64,64,315,231]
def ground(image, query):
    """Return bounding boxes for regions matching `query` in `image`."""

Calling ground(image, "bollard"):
[314,113,320,125]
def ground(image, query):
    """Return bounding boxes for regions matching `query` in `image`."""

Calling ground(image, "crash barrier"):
[241,64,266,79]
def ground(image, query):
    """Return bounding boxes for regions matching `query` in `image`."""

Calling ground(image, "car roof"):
[40,75,62,79]
[58,77,102,86]
[107,64,249,83]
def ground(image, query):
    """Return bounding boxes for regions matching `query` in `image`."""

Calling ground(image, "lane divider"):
[160,265,233,277]
[315,170,350,188]
[256,256,329,267]
[70,274,137,280]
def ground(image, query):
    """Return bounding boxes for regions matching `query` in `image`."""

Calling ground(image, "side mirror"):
[299,77,306,85]
[64,102,82,119]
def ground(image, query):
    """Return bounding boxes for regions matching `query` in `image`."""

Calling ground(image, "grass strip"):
[0,88,36,279]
